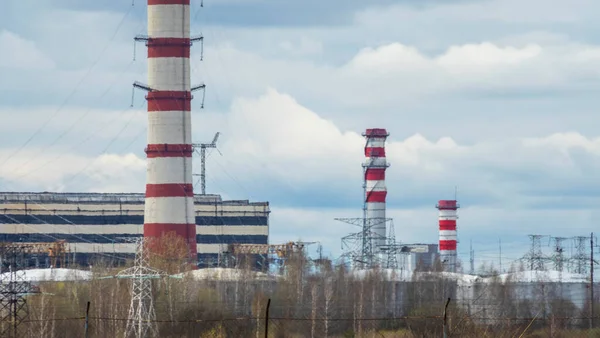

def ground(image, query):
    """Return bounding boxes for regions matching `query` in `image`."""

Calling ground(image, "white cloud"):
[2,4,600,142]
[0,106,145,137]
[195,37,600,120]
[279,37,323,56]
[0,149,146,193]
[30,8,143,71]
[346,43,429,73]
[2,0,600,264]
[523,132,600,154]
[1,87,599,259]
[84,153,146,192]
[0,153,147,215]
[7,88,600,212]
[196,89,600,212]
[354,0,597,27]
[0,30,55,69]
[436,43,542,71]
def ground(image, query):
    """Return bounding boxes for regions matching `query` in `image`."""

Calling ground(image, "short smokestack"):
[437,200,459,272]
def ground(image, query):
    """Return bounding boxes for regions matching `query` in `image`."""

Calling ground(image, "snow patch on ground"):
[181,268,276,281]
[0,268,93,282]
[348,269,589,284]
[0,267,588,284]
[492,270,588,283]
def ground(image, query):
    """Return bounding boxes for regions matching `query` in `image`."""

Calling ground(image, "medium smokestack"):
[437,200,459,272]
[143,0,197,260]
[363,128,389,251]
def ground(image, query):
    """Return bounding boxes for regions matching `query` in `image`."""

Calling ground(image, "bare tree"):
[323,275,334,337]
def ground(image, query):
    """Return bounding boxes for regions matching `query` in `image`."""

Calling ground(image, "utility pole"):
[499,238,502,274]
[317,244,323,261]
[192,132,221,195]
[591,232,595,330]
[469,240,474,275]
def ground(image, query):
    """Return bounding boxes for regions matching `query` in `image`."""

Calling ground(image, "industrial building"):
[401,244,440,272]
[0,192,269,268]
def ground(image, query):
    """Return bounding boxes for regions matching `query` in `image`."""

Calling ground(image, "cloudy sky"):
[1,0,599,272]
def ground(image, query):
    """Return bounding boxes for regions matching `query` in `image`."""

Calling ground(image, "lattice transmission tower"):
[526,234,546,271]
[0,245,30,337]
[381,220,403,269]
[118,238,164,338]
[551,237,568,272]
[571,236,588,274]
[338,217,392,269]
[550,236,568,282]
[192,131,221,195]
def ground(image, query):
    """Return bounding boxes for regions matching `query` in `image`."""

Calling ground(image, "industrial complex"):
[0,122,452,272]
[0,192,269,268]
[337,128,447,272]
[0,0,452,273]
[0,1,598,335]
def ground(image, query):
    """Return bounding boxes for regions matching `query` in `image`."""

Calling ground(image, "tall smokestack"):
[142,0,197,260]
[363,128,389,252]
[437,200,459,272]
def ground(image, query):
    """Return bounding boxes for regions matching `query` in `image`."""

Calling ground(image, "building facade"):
[406,244,440,272]
[0,192,269,268]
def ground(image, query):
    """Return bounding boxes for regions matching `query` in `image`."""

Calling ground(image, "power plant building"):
[402,244,440,272]
[0,192,269,268]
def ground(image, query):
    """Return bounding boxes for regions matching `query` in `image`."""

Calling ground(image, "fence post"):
[85,301,90,338]
[443,298,451,338]
[264,298,271,338]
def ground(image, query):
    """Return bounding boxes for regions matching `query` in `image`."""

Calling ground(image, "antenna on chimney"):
[193,132,221,195]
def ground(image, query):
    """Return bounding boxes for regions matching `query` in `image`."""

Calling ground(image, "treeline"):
[7,241,600,337]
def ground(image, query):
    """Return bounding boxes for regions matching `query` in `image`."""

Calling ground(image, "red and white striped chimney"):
[436,200,459,272]
[363,128,389,251]
[143,0,197,259]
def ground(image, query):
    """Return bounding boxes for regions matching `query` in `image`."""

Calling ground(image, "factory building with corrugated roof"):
[0,192,269,268]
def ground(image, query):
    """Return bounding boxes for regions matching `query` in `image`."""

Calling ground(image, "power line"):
[7,59,138,176]
[0,5,135,171]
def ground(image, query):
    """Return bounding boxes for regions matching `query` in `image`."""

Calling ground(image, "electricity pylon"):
[117,238,164,338]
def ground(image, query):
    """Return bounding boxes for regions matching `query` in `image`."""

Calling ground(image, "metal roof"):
[0,192,268,207]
